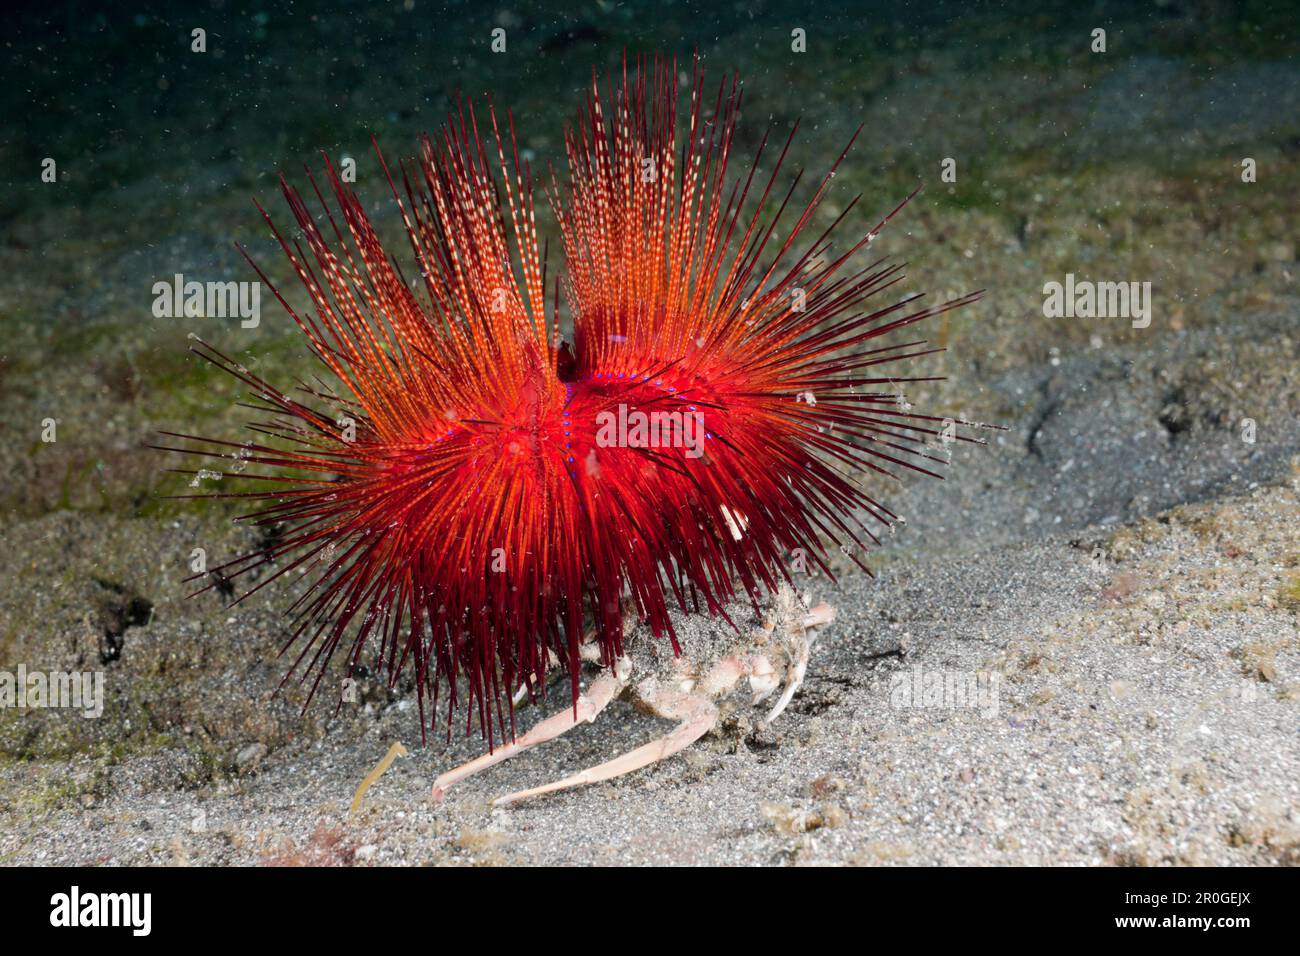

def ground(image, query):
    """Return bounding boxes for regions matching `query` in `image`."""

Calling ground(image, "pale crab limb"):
[492,689,719,807]
[431,672,624,801]
[763,601,834,726]
[510,682,531,708]
[511,648,564,708]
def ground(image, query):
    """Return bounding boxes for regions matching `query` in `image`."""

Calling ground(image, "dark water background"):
[1,0,1297,541]
[4,0,1298,510]
[7,1,1298,216]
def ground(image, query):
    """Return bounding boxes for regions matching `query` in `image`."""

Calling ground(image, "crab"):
[431,585,835,806]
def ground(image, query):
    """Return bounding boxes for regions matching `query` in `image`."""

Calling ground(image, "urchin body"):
[433,586,833,805]
[168,56,987,803]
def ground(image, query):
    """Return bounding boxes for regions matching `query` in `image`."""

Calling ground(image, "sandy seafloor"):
[1,1,1298,865]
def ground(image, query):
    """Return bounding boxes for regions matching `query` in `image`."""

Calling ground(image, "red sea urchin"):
[162,57,986,752]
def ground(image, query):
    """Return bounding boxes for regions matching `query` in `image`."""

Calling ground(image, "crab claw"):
[763,636,811,726]
[748,654,781,704]
[763,600,833,726]
[802,602,835,629]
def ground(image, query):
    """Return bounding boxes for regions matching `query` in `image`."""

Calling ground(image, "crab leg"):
[492,689,719,806]
[431,672,624,801]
